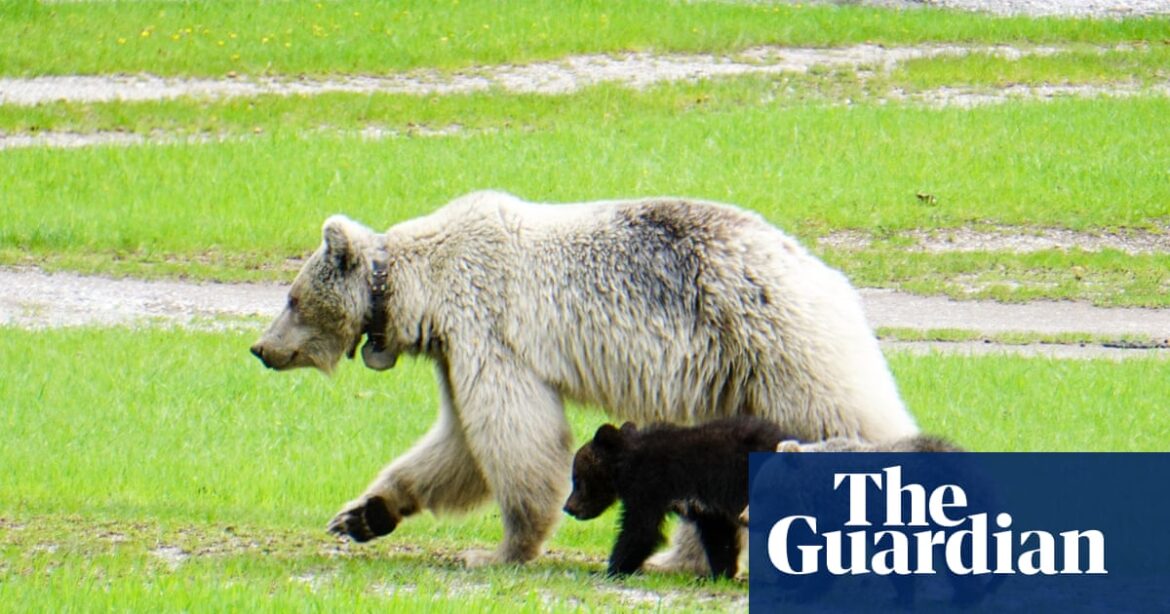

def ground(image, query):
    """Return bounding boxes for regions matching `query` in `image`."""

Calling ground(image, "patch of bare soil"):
[882,339,1170,360]
[0,266,285,329]
[0,44,1066,107]
[0,125,468,151]
[4,43,1165,150]
[3,267,1168,359]
[820,225,1170,255]
[890,81,1170,108]
[861,288,1170,338]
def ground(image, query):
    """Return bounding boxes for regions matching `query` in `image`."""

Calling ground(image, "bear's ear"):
[322,215,362,273]
[593,423,628,453]
[619,421,638,436]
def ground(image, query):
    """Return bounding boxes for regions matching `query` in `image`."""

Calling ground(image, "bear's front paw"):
[326,495,398,543]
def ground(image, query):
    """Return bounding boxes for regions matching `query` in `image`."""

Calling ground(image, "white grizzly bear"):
[250,190,918,570]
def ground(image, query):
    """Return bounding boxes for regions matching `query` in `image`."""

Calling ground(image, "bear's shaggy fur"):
[741,434,961,524]
[564,417,791,578]
[777,434,961,454]
[250,191,919,569]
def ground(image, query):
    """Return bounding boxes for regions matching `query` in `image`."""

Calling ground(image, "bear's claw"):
[327,495,397,542]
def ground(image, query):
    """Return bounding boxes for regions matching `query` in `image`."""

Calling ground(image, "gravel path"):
[2,268,1166,359]
[862,288,1170,337]
[800,0,1170,17]
[6,76,1169,151]
[5,41,1166,151]
[906,0,1170,18]
[819,225,1170,255]
[0,268,283,329]
[0,44,1033,106]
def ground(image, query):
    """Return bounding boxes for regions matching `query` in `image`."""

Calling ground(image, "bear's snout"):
[251,343,294,369]
[250,340,307,371]
[563,496,601,520]
[250,343,272,368]
[563,495,582,518]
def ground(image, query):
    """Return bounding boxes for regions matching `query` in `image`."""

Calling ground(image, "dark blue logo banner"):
[748,453,1170,613]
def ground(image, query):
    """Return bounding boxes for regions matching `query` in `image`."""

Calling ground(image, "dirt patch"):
[882,339,1170,360]
[0,266,285,329]
[0,44,1063,107]
[3,512,739,609]
[4,267,1168,359]
[820,224,1170,255]
[768,0,1170,17]
[149,545,190,570]
[0,125,470,151]
[4,43,1165,150]
[890,81,1170,108]
[7,78,1169,151]
[912,0,1170,18]
[861,287,1170,338]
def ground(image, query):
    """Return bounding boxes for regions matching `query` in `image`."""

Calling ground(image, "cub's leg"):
[608,503,671,577]
[692,512,741,579]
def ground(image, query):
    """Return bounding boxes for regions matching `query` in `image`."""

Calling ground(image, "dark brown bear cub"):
[563,416,790,578]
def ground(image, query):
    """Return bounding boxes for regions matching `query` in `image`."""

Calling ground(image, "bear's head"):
[251,215,399,373]
[563,422,638,520]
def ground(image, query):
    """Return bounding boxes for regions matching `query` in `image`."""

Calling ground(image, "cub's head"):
[563,422,637,520]
[251,215,389,373]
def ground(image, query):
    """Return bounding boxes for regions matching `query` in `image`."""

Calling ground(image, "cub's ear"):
[322,215,363,273]
[593,423,628,453]
[619,421,638,436]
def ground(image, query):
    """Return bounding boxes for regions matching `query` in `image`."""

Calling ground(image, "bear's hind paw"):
[458,549,502,568]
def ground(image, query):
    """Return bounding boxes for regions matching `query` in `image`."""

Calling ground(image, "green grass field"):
[4,92,1170,303]
[3,3,1170,303]
[1,327,1166,610]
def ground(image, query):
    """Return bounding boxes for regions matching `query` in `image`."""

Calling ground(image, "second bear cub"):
[563,416,789,578]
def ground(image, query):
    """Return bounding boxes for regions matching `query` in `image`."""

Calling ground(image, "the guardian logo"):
[767,465,1107,576]
[748,453,1170,612]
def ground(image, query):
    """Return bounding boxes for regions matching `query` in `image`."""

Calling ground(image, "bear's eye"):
[288,296,300,310]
